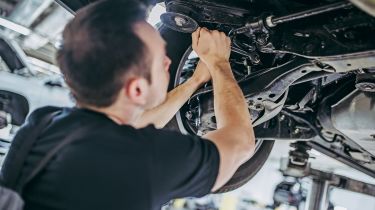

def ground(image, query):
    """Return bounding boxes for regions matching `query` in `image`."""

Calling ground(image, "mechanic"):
[1,0,256,210]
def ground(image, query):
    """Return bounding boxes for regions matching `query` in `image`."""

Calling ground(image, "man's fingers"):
[192,27,201,49]
[211,30,219,37]
[200,27,210,37]
[226,36,231,47]
[201,27,209,31]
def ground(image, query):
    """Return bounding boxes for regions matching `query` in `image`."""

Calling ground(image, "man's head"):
[57,0,171,111]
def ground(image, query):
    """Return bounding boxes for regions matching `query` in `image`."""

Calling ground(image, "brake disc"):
[160,12,198,33]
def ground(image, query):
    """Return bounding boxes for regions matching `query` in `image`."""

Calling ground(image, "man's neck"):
[78,103,144,127]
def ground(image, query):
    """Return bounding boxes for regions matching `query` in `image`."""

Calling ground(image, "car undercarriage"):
[153,0,375,191]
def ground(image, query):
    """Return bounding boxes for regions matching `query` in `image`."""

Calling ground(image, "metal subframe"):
[306,141,375,178]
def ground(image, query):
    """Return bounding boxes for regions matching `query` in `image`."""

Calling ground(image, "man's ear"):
[125,77,150,106]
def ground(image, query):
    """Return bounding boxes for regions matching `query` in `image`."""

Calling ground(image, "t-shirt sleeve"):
[141,126,220,203]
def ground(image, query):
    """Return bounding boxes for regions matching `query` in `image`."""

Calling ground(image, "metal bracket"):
[280,142,375,210]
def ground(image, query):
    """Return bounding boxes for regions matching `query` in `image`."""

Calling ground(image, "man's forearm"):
[208,61,252,129]
[134,77,205,129]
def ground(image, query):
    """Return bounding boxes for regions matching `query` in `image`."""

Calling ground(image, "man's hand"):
[192,27,231,68]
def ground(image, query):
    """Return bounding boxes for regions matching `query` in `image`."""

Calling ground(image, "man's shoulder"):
[27,106,67,123]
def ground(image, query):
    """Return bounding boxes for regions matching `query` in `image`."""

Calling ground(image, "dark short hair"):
[57,0,151,107]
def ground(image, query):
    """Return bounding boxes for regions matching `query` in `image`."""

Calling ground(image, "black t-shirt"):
[1,106,220,210]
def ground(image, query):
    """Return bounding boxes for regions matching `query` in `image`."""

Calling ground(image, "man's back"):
[1,107,220,210]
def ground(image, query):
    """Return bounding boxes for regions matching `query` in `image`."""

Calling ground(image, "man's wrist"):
[207,61,232,75]
[203,58,229,69]
[188,75,206,88]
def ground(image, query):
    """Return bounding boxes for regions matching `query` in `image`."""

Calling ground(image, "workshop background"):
[0,1,374,210]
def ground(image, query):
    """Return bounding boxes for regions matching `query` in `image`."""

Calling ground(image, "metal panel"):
[331,90,375,156]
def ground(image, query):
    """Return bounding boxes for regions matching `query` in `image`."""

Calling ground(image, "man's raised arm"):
[191,27,256,192]
[134,61,210,129]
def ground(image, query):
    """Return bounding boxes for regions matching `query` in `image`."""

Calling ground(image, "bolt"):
[174,16,187,27]
[256,34,269,46]
[249,53,260,64]
[294,128,300,134]
[344,31,355,40]
[195,117,201,127]
[279,115,286,121]
[247,66,251,75]
[185,111,193,120]
[356,82,375,92]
